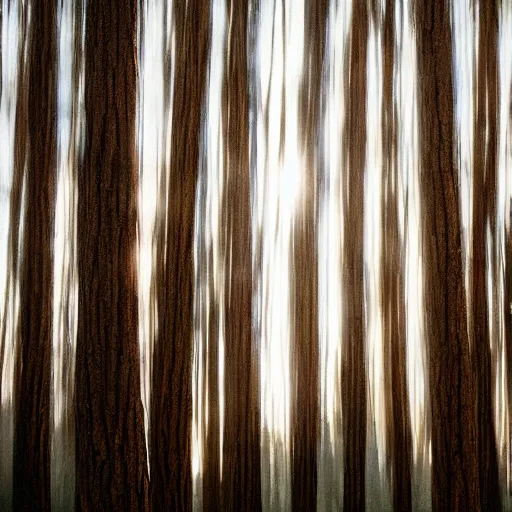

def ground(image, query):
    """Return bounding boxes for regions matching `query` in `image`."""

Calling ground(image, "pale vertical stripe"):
[0,1,20,507]
[317,3,351,510]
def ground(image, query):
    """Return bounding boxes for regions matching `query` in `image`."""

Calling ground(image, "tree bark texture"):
[290,0,327,509]
[75,0,149,509]
[203,249,220,512]
[13,0,57,509]
[471,1,501,509]
[380,1,412,510]
[414,0,480,509]
[220,1,262,510]
[342,3,368,511]
[149,0,210,510]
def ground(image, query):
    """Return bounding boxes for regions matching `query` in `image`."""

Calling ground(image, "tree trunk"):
[203,249,220,511]
[220,2,261,510]
[342,3,368,511]
[290,0,327,509]
[149,1,210,509]
[75,0,149,508]
[12,0,57,509]
[414,0,480,509]
[471,1,501,509]
[380,1,412,510]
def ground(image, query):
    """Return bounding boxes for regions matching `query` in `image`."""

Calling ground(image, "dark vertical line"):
[220,1,262,510]
[505,199,512,492]
[149,0,210,509]
[471,1,501,509]
[380,1,412,510]
[414,0,480,509]
[291,1,327,510]
[341,2,368,511]
[203,248,220,511]
[12,0,58,509]
[75,0,149,508]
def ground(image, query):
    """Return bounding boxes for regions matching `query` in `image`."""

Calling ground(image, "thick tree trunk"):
[342,3,368,511]
[290,1,327,509]
[414,1,480,509]
[220,2,261,510]
[12,1,57,509]
[75,0,149,509]
[471,2,501,510]
[149,1,210,510]
[380,1,412,510]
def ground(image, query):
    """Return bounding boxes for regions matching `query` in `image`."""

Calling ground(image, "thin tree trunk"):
[75,0,149,508]
[380,1,412,509]
[203,249,220,511]
[12,0,57,509]
[471,1,501,509]
[149,0,210,509]
[414,0,480,509]
[220,1,261,510]
[505,200,512,488]
[342,3,368,511]
[290,1,327,509]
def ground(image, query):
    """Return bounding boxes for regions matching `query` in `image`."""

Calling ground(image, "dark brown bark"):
[506,200,512,485]
[341,3,368,511]
[149,0,210,510]
[12,1,57,509]
[75,0,149,509]
[380,1,412,510]
[203,251,220,512]
[471,1,501,510]
[220,2,261,510]
[290,1,327,510]
[414,0,480,509]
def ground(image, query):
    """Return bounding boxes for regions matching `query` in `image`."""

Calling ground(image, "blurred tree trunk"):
[505,199,512,489]
[149,0,210,510]
[219,1,261,510]
[380,1,412,510]
[414,0,480,509]
[13,0,57,509]
[471,1,501,509]
[290,1,327,509]
[75,0,149,508]
[341,2,368,511]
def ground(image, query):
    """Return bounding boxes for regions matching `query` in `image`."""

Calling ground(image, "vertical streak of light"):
[317,2,351,510]
[254,0,304,509]
[137,0,174,464]
[0,1,20,506]
[51,0,82,507]
[364,7,391,510]
[0,0,19,406]
[396,0,429,508]
[452,0,476,333]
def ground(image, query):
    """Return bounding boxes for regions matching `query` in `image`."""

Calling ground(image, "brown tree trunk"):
[506,199,512,489]
[220,2,261,510]
[471,1,501,510]
[290,1,327,509]
[75,0,149,509]
[149,1,210,509]
[414,0,480,509]
[203,249,220,511]
[342,3,368,511]
[12,0,57,509]
[380,1,412,510]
